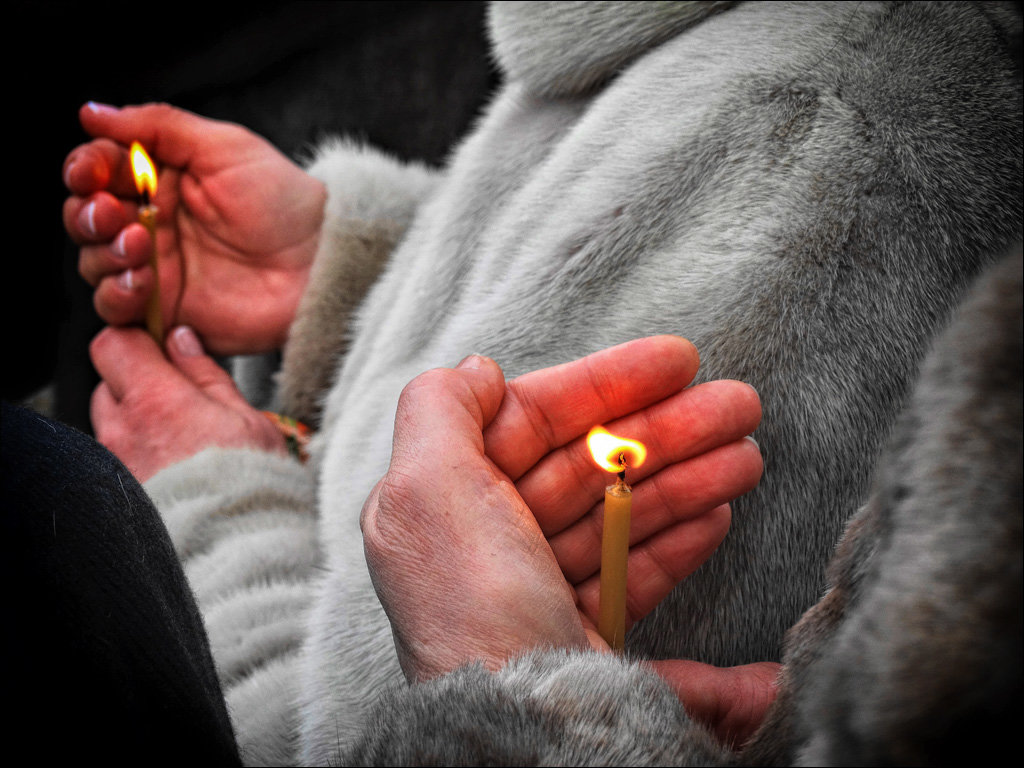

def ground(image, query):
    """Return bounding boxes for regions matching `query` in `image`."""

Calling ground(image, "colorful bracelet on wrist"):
[261,411,312,463]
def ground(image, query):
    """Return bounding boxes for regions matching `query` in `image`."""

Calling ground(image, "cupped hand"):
[90,325,287,482]
[65,102,327,355]
[361,335,763,684]
[483,335,763,627]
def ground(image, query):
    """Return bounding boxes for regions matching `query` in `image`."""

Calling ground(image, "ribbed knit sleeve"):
[145,447,319,766]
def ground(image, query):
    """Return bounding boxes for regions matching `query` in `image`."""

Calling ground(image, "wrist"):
[266,178,325,351]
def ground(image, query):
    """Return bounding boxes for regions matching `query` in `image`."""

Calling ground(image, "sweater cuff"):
[306,138,439,229]
[346,649,730,765]
[271,141,441,427]
[145,447,320,765]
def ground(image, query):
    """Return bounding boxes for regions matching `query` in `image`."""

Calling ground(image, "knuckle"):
[358,480,386,542]
[396,367,462,418]
[78,246,108,286]
[143,101,176,119]
[402,367,457,399]
[376,468,421,519]
[366,467,423,550]
[92,286,127,325]
[78,256,96,285]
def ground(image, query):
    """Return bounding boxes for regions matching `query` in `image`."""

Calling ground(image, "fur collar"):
[486,1,737,97]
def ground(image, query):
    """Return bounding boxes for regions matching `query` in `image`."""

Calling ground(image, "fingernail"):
[112,229,129,260]
[85,101,119,115]
[117,269,135,292]
[456,354,485,370]
[63,158,78,189]
[81,201,97,236]
[744,435,760,450]
[171,326,203,357]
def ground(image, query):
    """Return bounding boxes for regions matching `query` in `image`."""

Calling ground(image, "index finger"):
[484,335,699,480]
[78,101,260,176]
[63,137,137,198]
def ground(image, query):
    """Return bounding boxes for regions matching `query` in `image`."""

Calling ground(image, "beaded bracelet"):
[261,411,312,463]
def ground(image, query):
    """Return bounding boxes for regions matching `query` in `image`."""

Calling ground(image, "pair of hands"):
[66,102,323,475]
[66,103,777,747]
[363,334,776,746]
[88,323,776,745]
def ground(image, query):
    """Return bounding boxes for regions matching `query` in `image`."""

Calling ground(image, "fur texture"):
[746,246,1023,765]
[347,650,732,765]
[147,2,1022,764]
[234,140,439,425]
[795,247,1022,765]
[487,0,737,97]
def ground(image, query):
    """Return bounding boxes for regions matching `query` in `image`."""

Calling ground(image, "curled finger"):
[79,223,151,286]
[516,379,762,536]
[63,191,131,245]
[573,503,732,629]
[63,135,139,198]
[93,267,155,327]
[548,436,762,583]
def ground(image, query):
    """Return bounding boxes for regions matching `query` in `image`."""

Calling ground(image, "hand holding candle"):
[362,336,764,682]
[64,102,326,356]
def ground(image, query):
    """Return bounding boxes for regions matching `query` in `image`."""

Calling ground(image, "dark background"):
[6,1,497,433]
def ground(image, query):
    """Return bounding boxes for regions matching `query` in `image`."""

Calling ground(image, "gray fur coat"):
[146,2,1022,764]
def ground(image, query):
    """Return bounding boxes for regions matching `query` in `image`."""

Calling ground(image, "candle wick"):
[617,453,626,482]
[141,189,151,208]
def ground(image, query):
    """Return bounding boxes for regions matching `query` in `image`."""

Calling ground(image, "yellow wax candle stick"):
[598,476,631,650]
[130,142,162,343]
[586,425,647,652]
[138,203,162,342]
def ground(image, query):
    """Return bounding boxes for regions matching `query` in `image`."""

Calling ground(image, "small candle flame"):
[587,426,647,473]
[130,141,158,199]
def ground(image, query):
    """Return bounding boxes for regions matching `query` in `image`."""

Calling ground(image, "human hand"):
[361,336,763,682]
[90,325,287,482]
[65,102,327,355]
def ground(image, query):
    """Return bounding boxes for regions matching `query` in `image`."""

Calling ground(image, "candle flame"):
[130,141,158,198]
[587,426,647,473]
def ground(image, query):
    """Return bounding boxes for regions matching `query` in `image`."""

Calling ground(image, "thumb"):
[648,660,780,747]
[166,326,244,406]
[390,356,506,471]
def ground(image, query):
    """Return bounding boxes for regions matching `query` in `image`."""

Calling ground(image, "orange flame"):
[130,141,157,198]
[586,426,647,473]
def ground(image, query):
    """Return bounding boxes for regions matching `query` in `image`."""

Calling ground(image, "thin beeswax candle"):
[130,142,162,342]
[586,425,647,651]
[597,476,631,650]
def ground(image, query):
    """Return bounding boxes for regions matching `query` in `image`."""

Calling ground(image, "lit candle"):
[587,425,647,651]
[130,141,161,342]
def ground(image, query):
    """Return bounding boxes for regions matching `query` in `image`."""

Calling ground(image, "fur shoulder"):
[487,1,735,97]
